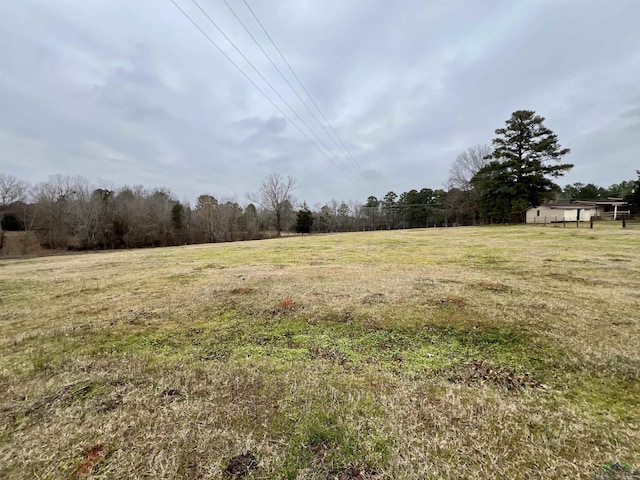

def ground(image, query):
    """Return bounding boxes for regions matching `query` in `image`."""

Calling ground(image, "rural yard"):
[1,225,639,479]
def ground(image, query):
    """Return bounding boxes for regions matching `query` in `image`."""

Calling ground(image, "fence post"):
[622,215,626,228]
[590,218,593,229]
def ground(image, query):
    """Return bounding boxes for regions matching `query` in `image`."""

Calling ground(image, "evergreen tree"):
[382,191,398,229]
[171,203,184,230]
[295,203,313,234]
[400,188,435,228]
[626,171,640,214]
[365,196,380,230]
[606,180,635,199]
[473,110,573,222]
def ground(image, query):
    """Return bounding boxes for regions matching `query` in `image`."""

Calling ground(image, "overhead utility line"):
[222,0,362,173]
[170,0,356,178]
[183,0,360,181]
[240,0,363,171]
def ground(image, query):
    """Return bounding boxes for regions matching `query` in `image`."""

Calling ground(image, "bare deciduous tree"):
[250,173,297,236]
[446,145,492,191]
[193,194,219,243]
[0,174,30,206]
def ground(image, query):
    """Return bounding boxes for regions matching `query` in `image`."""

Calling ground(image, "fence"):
[595,210,632,220]
[529,215,638,229]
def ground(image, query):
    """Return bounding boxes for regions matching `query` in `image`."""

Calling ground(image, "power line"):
[240,0,363,171]
[221,0,361,173]
[188,0,359,180]
[169,0,354,178]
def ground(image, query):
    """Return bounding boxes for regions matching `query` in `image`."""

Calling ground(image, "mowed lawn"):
[1,225,639,479]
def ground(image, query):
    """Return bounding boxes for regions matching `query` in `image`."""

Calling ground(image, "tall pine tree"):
[472,110,572,222]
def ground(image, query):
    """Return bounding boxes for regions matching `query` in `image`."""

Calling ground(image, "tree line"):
[1,110,638,250]
[2,169,636,250]
[0,175,263,249]
[346,110,637,228]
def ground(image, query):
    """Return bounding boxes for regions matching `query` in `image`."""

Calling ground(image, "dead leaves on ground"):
[448,361,548,391]
[71,444,109,479]
[309,347,350,365]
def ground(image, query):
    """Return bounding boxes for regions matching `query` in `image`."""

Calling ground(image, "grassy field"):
[1,225,639,479]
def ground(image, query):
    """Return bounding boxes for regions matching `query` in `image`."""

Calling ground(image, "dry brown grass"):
[1,225,639,478]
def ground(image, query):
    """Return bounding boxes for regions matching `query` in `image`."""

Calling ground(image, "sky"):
[1,0,639,207]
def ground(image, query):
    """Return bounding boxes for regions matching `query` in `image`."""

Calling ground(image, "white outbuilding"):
[525,199,629,223]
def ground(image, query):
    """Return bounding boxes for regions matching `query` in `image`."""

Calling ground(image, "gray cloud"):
[1,0,638,206]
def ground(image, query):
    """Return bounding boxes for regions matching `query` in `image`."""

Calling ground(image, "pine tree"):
[472,110,573,222]
[295,203,313,234]
[626,171,640,214]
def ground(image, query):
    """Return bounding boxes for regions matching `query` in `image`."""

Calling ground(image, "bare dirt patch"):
[278,298,297,310]
[224,452,258,478]
[232,287,255,294]
[0,231,48,257]
[440,296,465,306]
[478,280,505,290]
[335,463,379,480]
[161,388,183,401]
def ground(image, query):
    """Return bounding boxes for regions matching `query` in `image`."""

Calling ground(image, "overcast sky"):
[1,0,639,206]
